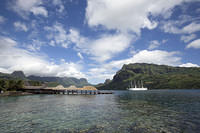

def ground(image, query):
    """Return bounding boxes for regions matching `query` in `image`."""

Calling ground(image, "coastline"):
[0,91,33,97]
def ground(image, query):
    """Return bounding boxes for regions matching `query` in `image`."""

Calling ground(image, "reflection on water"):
[0,90,200,133]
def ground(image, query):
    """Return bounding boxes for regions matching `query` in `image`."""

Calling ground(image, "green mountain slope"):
[96,63,200,90]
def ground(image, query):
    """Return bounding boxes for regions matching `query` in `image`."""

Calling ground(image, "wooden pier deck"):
[19,85,113,95]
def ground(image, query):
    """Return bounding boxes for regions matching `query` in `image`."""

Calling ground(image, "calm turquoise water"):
[0,90,200,133]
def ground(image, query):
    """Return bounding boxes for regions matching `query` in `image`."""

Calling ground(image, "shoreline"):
[0,91,33,97]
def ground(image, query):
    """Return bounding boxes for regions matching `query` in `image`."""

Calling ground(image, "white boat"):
[128,80,148,91]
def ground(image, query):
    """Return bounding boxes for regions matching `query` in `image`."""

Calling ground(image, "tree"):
[16,80,24,89]
[0,79,9,92]
[8,80,16,91]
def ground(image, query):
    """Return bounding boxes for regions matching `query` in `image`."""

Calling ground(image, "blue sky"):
[0,0,200,84]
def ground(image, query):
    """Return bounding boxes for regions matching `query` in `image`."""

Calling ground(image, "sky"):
[0,0,200,84]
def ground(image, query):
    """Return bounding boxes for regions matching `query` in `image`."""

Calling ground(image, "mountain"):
[11,71,26,79]
[0,71,26,80]
[96,63,200,90]
[0,71,91,87]
[27,76,91,87]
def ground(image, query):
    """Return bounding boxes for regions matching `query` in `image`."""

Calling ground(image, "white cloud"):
[0,68,10,73]
[58,5,65,13]
[87,50,182,83]
[49,40,56,46]
[86,0,186,34]
[111,50,181,67]
[162,21,200,34]
[186,39,200,49]
[148,40,160,50]
[87,67,115,84]
[181,34,196,43]
[68,28,86,46]
[182,22,200,33]
[0,36,17,48]
[0,36,85,78]
[52,0,65,13]
[30,6,48,17]
[26,39,44,51]
[77,52,84,60]
[76,33,133,62]
[45,23,86,48]
[0,16,6,24]
[10,0,48,18]
[74,31,133,62]
[148,40,168,50]
[45,23,69,48]
[14,21,28,32]
[45,23,133,62]
[88,34,132,62]
[179,63,199,67]
[162,40,168,44]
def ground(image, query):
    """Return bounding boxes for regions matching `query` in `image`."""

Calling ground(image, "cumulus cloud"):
[10,0,48,18]
[111,50,181,67]
[182,22,200,33]
[161,14,200,35]
[86,0,187,34]
[45,23,133,62]
[14,21,28,32]
[162,21,200,34]
[74,31,133,62]
[0,36,85,78]
[73,31,133,62]
[76,33,133,62]
[181,34,196,43]
[179,63,199,67]
[186,39,200,49]
[44,23,85,48]
[90,34,132,62]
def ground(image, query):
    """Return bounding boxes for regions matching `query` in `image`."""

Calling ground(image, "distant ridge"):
[96,63,200,90]
[0,71,91,88]
[27,75,90,87]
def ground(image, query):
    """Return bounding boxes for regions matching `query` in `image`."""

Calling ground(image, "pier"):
[19,85,113,95]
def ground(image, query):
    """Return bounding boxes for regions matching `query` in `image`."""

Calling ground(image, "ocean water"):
[0,90,200,133]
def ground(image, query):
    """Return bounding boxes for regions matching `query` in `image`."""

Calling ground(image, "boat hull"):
[129,88,148,91]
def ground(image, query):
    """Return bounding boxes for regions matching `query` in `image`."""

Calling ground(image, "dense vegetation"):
[96,63,200,90]
[0,79,24,92]
[0,71,91,88]
[27,76,91,87]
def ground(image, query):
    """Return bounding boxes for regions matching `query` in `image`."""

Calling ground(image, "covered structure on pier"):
[22,85,98,95]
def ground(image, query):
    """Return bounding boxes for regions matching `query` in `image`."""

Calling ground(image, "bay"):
[0,90,200,133]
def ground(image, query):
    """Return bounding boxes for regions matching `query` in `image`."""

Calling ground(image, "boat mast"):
[141,80,143,88]
[134,80,137,88]
[130,81,133,88]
